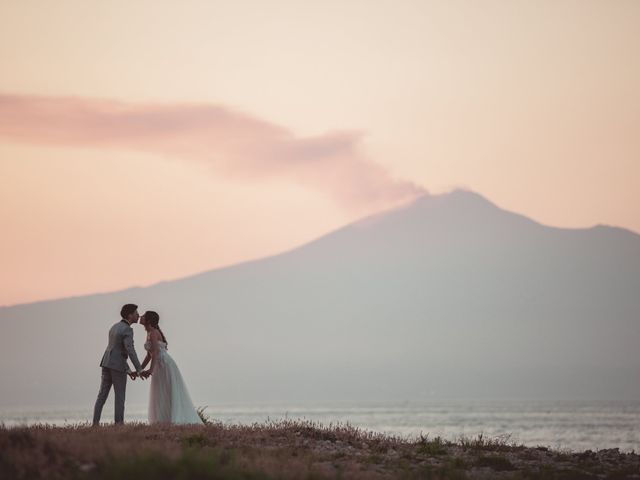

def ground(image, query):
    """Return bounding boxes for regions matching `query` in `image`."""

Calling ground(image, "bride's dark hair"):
[144,311,167,346]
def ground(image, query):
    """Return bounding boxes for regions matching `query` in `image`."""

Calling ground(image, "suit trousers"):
[92,367,127,425]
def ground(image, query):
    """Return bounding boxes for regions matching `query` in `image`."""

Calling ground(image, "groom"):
[92,303,145,425]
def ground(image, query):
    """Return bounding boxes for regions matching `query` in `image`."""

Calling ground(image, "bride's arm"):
[141,352,151,370]
[143,330,161,377]
[140,333,152,370]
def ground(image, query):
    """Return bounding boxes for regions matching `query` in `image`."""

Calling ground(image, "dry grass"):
[0,419,638,480]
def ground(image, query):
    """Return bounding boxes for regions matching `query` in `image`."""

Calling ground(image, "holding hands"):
[128,371,151,381]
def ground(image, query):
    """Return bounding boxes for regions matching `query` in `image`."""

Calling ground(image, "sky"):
[1,0,639,306]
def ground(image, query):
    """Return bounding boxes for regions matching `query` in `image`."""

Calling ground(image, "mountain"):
[1,190,639,407]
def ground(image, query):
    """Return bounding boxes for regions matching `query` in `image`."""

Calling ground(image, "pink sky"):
[1,0,639,306]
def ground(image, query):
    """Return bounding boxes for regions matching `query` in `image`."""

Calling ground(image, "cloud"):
[0,93,425,210]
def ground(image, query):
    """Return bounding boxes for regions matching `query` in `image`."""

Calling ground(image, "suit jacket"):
[99,320,143,374]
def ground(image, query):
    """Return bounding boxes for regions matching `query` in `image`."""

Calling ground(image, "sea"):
[1,399,638,453]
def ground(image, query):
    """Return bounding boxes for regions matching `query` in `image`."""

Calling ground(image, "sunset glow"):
[1,0,639,305]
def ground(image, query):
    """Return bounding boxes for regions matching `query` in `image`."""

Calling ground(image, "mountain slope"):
[1,190,639,406]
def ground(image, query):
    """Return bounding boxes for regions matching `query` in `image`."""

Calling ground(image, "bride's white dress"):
[145,340,203,425]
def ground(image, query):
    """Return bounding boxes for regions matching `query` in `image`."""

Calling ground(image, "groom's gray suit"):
[92,319,143,425]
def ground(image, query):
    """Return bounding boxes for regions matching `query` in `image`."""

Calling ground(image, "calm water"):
[2,400,638,453]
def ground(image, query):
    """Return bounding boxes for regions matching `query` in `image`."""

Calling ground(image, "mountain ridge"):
[2,189,637,309]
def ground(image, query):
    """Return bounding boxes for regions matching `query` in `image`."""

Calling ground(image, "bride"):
[139,311,203,425]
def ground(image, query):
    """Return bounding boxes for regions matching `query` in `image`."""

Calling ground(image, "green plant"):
[197,406,213,426]
[416,433,448,456]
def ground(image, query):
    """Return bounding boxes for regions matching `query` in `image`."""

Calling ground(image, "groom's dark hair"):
[120,304,138,319]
